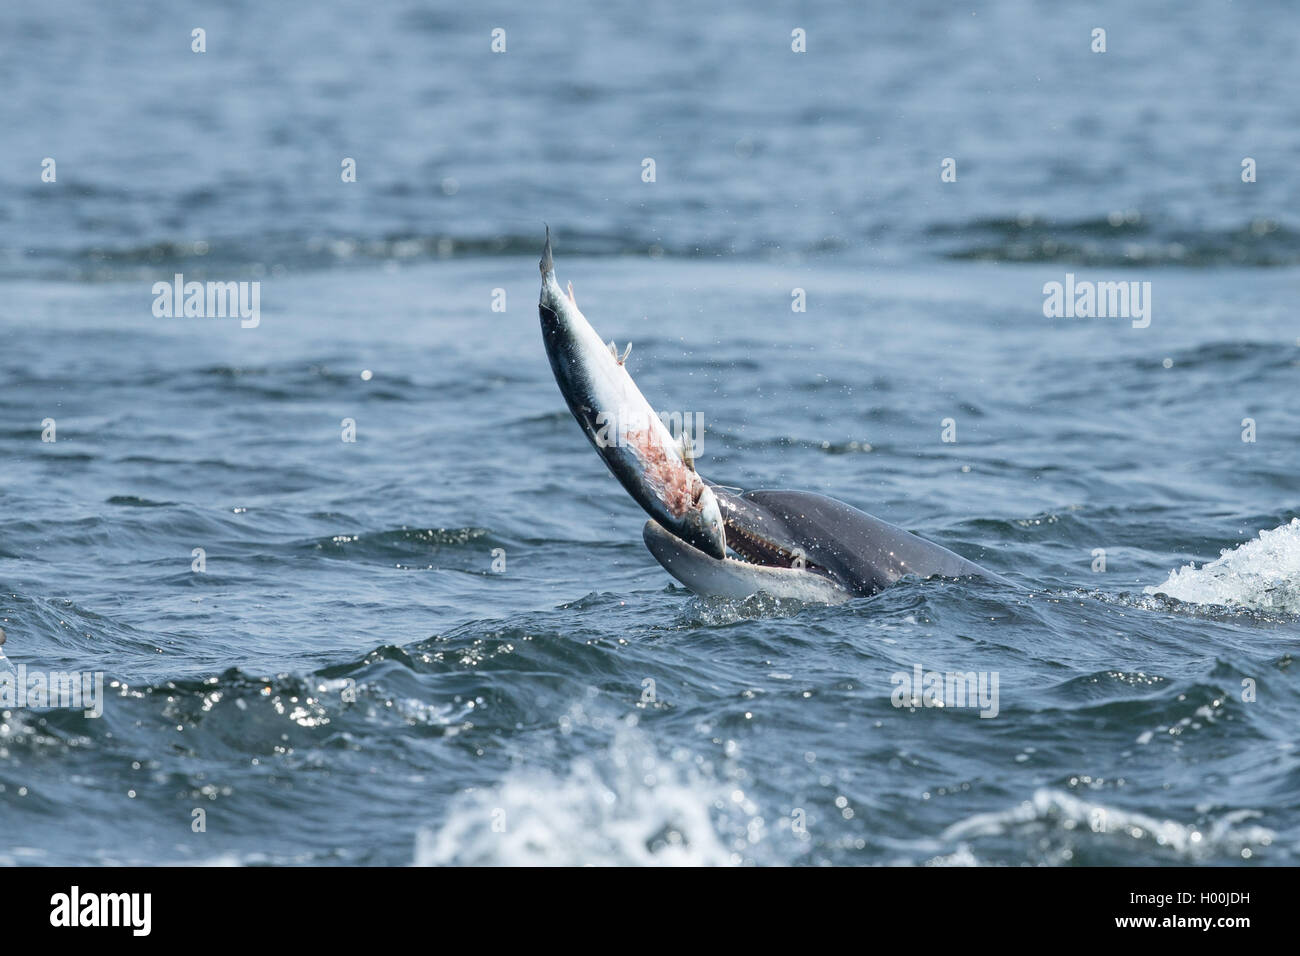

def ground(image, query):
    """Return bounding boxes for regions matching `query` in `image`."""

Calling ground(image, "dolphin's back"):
[741,490,1004,595]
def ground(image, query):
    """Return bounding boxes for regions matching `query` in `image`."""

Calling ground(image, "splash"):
[1145,519,1300,612]
[687,591,814,626]
[413,725,759,866]
[939,788,1275,864]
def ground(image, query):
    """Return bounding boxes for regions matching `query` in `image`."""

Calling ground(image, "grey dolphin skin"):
[539,232,1008,604]
[644,486,1009,603]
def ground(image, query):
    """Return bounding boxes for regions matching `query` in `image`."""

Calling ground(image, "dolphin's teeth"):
[722,518,815,572]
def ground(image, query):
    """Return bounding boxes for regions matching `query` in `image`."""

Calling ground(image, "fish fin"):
[539,225,553,275]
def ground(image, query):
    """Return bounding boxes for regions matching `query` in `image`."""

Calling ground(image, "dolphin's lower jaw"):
[643,520,852,604]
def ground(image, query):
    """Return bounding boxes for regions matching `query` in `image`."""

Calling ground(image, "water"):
[1,0,1298,866]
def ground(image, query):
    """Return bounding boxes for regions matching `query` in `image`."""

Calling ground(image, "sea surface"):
[1,0,1298,865]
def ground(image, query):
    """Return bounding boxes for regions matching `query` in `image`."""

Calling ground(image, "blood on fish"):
[624,427,698,518]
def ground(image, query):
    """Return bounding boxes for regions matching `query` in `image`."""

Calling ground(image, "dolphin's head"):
[644,485,1005,600]
[704,487,895,590]
[641,488,852,604]
[655,486,854,599]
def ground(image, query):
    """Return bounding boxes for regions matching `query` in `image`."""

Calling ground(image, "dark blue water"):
[2,0,1298,865]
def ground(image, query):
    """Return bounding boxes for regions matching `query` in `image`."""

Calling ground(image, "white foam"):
[940,788,1274,863]
[1145,518,1300,612]
[413,724,757,866]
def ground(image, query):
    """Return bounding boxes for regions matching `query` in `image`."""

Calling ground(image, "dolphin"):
[538,231,1008,603]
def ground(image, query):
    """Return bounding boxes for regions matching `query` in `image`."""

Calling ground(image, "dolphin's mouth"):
[641,518,851,604]
[701,486,837,582]
[723,516,832,577]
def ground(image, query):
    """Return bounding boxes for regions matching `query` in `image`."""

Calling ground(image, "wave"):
[936,215,1300,267]
[937,788,1275,865]
[9,213,1298,282]
[1145,519,1300,613]
[3,231,738,282]
[413,721,752,866]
